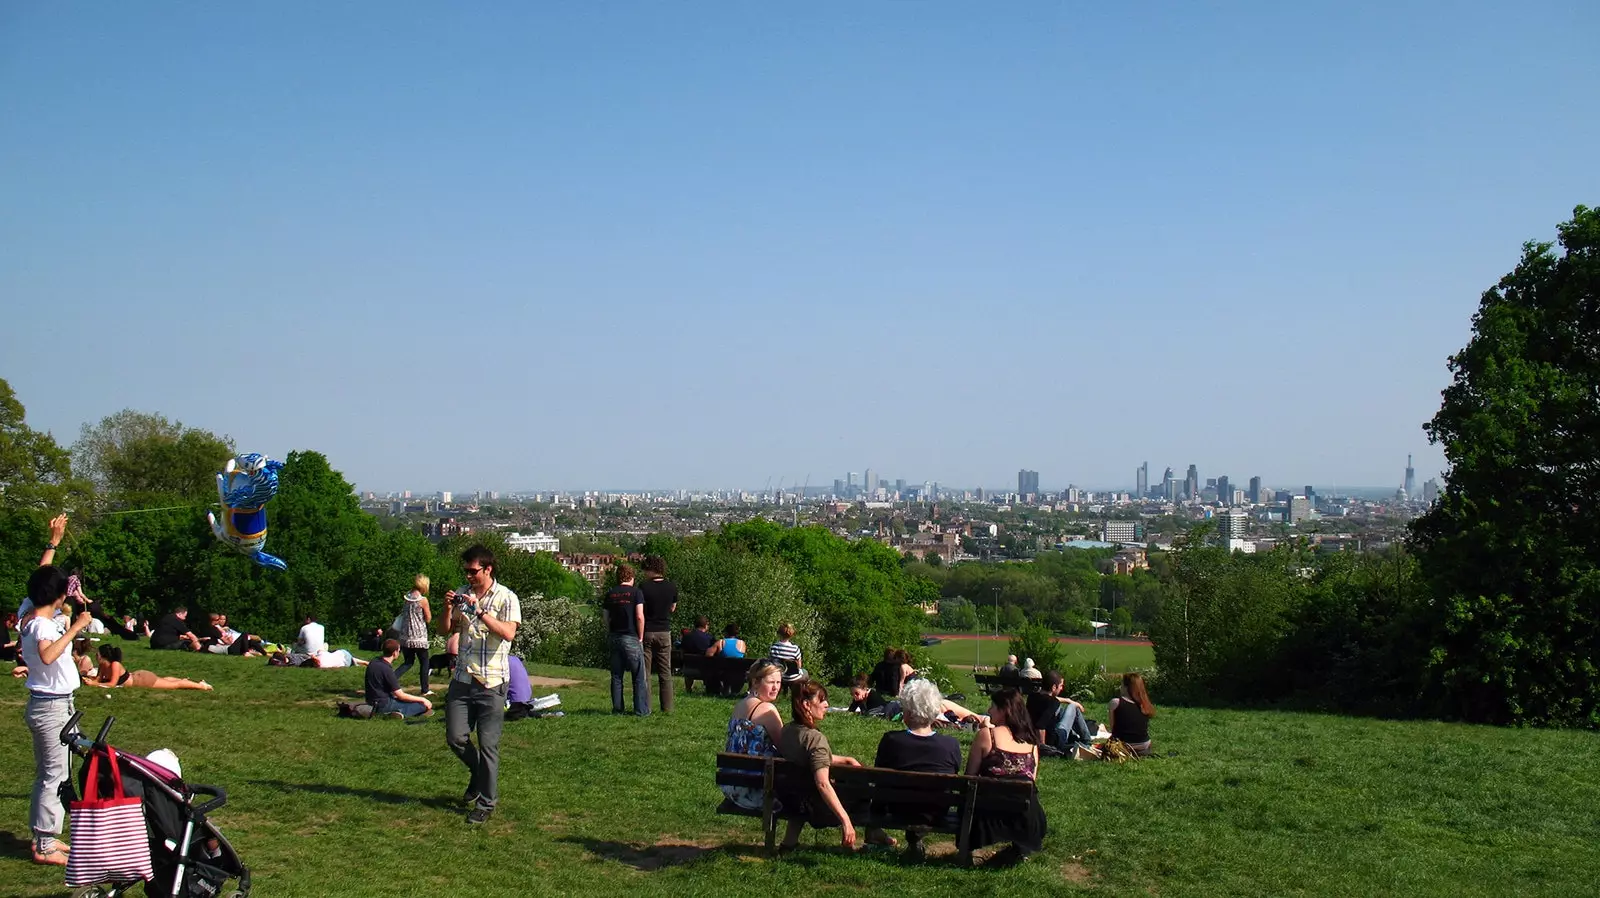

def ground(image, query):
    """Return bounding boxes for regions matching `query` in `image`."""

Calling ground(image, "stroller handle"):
[58,710,84,746]
[188,783,228,815]
[60,711,115,748]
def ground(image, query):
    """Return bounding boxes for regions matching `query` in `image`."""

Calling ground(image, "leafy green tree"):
[1111,606,1134,637]
[671,537,825,677]
[0,379,91,589]
[1008,622,1064,675]
[1411,206,1600,726]
[72,410,232,508]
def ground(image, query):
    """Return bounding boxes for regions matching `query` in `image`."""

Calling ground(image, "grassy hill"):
[3,643,1596,897]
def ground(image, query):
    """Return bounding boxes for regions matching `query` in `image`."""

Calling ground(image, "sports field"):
[5,643,1598,897]
[919,634,1155,675]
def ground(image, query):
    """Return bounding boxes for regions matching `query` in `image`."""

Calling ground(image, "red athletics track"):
[921,632,1151,646]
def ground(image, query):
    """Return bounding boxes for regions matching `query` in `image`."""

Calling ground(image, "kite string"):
[94,503,216,517]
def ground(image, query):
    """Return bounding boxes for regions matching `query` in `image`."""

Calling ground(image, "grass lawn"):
[920,635,1155,675]
[4,643,1598,897]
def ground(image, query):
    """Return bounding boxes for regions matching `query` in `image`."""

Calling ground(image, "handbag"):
[390,612,405,633]
[65,746,153,886]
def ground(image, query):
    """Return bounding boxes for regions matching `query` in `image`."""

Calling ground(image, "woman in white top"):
[394,574,434,695]
[22,552,94,867]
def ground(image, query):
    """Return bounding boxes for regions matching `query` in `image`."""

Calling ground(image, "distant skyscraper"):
[1018,469,1039,496]
[1287,496,1312,524]
[1404,455,1417,498]
[1217,475,1232,505]
[864,468,875,498]
[1185,465,1199,501]
[833,478,845,497]
[894,478,906,495]
[1248,476,1262,504]
[1423,478,1440,505]
[1136,462,1149,499]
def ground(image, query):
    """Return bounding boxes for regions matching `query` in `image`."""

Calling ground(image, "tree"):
[71,410,232,508]
[1411,206,1600,726]
[0,378,90,589]
[1008,622,1064,675]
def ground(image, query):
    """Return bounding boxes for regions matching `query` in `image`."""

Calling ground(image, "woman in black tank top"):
[1108,672,1155,756]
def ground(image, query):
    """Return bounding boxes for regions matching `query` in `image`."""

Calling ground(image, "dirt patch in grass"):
[529,675,584,687]
[1062,860,1093,885]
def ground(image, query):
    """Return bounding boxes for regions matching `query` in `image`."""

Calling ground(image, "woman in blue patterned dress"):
[720,659,785,811]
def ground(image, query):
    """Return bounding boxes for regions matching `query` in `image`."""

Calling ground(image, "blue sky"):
[3,3,1596,493]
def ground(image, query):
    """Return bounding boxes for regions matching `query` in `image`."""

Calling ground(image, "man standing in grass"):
[601,564,649,716]
[441,545,521,825]
[366,638,433,719]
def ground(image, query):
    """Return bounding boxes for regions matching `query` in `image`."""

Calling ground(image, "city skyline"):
[4,5,1589,492]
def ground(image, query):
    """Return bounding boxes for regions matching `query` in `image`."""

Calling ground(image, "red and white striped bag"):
[65,746,153,887]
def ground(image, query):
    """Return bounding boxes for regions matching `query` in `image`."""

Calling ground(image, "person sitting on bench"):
[712,623,746,659]
[776,679,896,852]
[720,660,785,811]
[873,678,963,856]
[681,616,716,695]
[964,688,1048,861]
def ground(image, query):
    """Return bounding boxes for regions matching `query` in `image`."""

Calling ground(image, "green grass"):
[919,635,1155,675]
[4,643,1599,897]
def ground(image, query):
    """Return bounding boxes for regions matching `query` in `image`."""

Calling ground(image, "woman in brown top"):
[776,680,894,852]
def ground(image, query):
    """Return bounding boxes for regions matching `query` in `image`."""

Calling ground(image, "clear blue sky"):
[3,3,1596,493]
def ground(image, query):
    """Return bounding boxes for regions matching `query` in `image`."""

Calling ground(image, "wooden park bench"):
[713,752,1034,865]
[677,654,756,696]
[972,673,1046,696]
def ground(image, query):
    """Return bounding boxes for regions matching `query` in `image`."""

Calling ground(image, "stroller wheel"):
[226,891,249,898]
[70,887,115,898]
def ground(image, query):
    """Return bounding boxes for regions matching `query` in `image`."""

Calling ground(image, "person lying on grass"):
[267,648,368,668]
[777,679,896,852]
[92,644,213,691]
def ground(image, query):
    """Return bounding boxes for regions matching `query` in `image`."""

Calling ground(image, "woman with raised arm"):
[21,533,95,867]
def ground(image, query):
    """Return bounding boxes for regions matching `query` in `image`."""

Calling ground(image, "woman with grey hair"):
[872,678,963,857]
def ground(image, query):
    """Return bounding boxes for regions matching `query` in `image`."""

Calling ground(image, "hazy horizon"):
[5,4,1595,493]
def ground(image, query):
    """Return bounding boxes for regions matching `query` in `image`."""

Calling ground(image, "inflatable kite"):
[207,453,287,570]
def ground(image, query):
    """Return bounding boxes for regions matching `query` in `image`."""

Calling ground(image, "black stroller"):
[60,712,252,898]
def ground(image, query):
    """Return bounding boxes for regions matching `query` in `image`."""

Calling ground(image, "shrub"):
[1008,622,1065,675]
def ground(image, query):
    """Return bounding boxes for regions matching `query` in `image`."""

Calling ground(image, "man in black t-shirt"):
[150,608,201,651]
[365,638,433,719]
[601,564,650,716]
[638,556,678,713]
[679,616,716,694]
[1028,670,1094,752]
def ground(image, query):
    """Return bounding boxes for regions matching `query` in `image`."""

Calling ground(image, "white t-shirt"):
[296,622,327,655]
[21,614,80,696]
[313,648,353,668]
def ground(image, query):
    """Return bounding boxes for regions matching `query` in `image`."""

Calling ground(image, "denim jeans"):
[445,678,506,811]
[608,633,650,716]
[377,697,428,718]
[1051,702,1095,752]
[25,693,77,838]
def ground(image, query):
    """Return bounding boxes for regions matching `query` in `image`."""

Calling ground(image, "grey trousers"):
[445,678,506,811]
[25,693,77,838]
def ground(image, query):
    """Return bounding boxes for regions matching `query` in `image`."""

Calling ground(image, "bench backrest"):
[974,673,1044,693]
[715,752,1033,818]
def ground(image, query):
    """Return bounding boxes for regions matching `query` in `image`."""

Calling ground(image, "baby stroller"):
[60,711,252,898]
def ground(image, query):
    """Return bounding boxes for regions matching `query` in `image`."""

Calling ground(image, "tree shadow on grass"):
[0,830,34,860]
[557,835,731,871]
[245,779,458,812]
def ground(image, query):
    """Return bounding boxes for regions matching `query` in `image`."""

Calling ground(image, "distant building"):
[1111,547,1148,575]
[1186,465,1199,501]
[439,491,452,504]
[1404,455,1417,499]
[1423,478,1440,505]
[864,468,875,498]
[1102,520,1140,543]
[1136,462,1149,499]
[505,531,561,554]
[1218,508,1251,540]
[1225,538,1257,554]
[1287,496,1312,524]
[1248,476,1262,504]
[1018,469,1040,497]
[1216,475,1232,505]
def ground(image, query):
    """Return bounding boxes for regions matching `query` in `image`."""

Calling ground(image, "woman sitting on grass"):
[720,660,785,811]
[92,645,213,691]
[1108,671,1155,757]
[777,679,895,852]
[964,687,1048,862]
[71,637,95,679]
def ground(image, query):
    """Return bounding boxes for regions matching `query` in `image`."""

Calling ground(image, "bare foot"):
[199,681,214,691]
[32,844,68,866]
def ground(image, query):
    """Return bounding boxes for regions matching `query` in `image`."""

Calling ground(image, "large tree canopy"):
[72,409,232,509]
[1411,205,1600,726]
[0,378,90,589]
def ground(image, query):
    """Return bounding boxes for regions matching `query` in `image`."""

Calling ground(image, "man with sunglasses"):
[440,544,521,824]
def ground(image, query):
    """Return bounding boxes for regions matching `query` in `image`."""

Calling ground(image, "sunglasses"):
[462,567,486,576]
